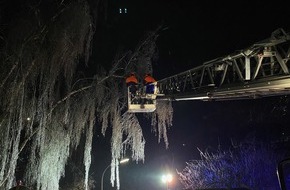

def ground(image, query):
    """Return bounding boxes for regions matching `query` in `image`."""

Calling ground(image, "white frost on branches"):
[177,141,285,190]
[151,101,173,148]
[0,1,96,189]
[84,107,95,190]
[0,1,173,190]
[110,112,145,189]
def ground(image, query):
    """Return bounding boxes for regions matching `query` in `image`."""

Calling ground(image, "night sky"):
[90,1,290,190]
[2,0,290,189]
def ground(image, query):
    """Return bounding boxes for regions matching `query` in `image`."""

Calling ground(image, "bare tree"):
[0,1,173,190]
[177,140,284,190]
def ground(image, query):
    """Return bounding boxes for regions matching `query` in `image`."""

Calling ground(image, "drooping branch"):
[0,1,172,190]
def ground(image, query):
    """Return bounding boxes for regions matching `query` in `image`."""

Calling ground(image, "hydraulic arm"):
[157,28,290,101]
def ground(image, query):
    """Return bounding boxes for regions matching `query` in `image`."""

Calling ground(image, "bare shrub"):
[178,140,285,190]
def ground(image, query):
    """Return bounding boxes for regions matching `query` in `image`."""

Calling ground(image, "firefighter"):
[126,72,138,94]
[126,72,138,86]
[125,73,139,104]
[144,73,156,94]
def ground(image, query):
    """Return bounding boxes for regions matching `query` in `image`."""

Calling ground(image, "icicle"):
[83,107,95,190]
[152,100,173,148]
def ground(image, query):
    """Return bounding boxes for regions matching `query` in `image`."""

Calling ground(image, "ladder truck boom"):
[157,28,290,101]
[126,28,290,112]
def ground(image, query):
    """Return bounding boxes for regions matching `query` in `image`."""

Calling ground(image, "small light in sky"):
[27,117,31,121]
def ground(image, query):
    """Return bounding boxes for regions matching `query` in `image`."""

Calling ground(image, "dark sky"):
[2,0,289,189]
[91,1,290,190]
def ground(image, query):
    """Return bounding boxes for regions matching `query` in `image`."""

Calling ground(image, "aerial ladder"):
[127,28,290,112]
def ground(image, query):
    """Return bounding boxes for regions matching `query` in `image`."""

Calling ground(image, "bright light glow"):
[27,117,31,121]
[120,158,129,164]
[162,174,173,183]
